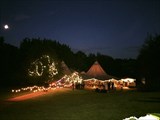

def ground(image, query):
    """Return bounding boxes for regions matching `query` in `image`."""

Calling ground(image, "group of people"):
[72,81,85,90]
[105,81,115,91]
[95,81,115,93]
[71,80,117,93]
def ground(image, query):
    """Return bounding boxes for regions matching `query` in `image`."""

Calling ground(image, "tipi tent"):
[61,61,71,75]
[86,61,113,80]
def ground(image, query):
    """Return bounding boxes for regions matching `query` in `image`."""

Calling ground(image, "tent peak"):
[94,61,99,64]
[86,61,109,80]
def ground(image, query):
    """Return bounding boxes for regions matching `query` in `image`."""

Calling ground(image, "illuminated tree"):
[64,72,83,84]
[28,55,58,85]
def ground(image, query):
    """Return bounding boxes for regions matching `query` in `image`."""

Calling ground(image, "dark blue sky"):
[1,0,160,58]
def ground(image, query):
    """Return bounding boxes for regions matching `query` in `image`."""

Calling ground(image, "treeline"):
[0,37,136,87]
[0,34,160,91]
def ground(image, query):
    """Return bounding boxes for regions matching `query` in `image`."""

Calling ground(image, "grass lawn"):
[0,88,160,120]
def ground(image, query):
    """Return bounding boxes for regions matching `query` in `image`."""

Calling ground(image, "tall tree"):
[74,51,88,71]
[0,37,20,87]
[137,34,160,91]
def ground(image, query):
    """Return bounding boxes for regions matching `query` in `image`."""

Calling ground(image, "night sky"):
[1,0,160,59]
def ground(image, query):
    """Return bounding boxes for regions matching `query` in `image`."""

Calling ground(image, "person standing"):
[111,81,114,90]
[105,82,108,91]
[108,81,111,91]
[72,82,75,91]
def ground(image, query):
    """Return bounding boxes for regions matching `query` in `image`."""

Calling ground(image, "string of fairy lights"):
[12,72,83,93]
[11,85,59,93]
[65,72,83,84]
[12,54,83,93]
[28,55,58,77]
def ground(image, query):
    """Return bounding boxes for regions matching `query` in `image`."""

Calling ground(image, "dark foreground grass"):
[0,88,160,120]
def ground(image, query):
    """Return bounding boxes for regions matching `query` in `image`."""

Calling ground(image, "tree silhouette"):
[74,51,88,72]
[137,34,160,91]
[0,37,20,87]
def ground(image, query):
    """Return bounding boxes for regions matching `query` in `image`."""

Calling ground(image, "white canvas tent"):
[81,61,120,90]
[120,78,136,87]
